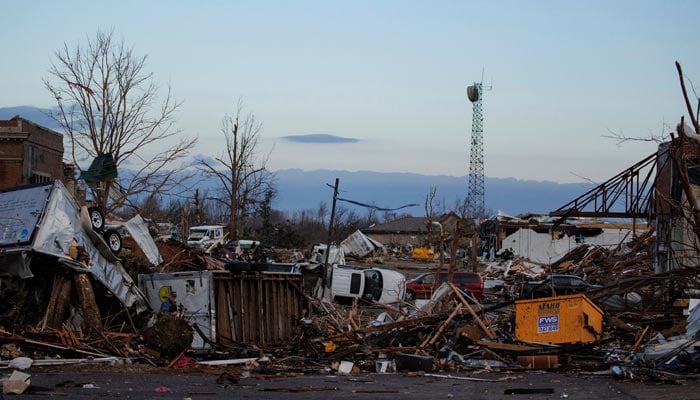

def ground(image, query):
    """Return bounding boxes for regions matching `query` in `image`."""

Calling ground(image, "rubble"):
[2,143,700,386]
[1,210,697,385]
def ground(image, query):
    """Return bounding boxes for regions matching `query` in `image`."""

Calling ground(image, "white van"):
[187,225,225,249]
[330,264,405,304]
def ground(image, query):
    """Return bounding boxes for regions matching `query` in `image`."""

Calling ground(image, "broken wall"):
[502,227,639,264]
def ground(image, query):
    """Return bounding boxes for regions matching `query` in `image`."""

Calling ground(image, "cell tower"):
[466,81,491,218]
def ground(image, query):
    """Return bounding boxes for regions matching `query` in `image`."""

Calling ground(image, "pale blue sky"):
[1,1,698,183]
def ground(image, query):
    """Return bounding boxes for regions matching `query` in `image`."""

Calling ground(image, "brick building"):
[0,116,64,190]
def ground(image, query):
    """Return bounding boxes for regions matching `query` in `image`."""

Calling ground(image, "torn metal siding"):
[214,273,306,346]
[124,214,162,266]
[1,181,148,311]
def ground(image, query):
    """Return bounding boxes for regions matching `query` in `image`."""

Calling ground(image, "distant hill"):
[1,106,592,217]
[269,169,593,217]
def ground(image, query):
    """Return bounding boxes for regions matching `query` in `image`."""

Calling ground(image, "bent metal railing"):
[549,151,662,230]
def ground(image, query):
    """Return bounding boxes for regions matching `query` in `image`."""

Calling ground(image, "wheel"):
[88,207,104,231]
[103,229,122,254]
[405,289,416,301]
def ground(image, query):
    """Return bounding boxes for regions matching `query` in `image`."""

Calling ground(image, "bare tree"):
[424,186,440,219]
[44,30,197,214]
[197,101,273,240]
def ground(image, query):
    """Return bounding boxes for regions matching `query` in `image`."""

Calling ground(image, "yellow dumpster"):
[411,247,434,260]
[515,294,603,344]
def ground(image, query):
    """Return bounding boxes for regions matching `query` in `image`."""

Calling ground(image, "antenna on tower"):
[466,78,492,219]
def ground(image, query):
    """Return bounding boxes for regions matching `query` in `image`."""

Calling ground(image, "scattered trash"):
[259,386,338,392]
[7,356,33,370]
[504,388,555,395]
[517,355,560,369]
[375,360,396,373]
[2,370,31,395]
[337,361,355,374]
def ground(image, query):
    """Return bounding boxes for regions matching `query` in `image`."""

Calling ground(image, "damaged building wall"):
[363,216,430,248]
[502,227,640,265]
[653,140,700,273]
[0,117,64,189]
[668,185,700,271]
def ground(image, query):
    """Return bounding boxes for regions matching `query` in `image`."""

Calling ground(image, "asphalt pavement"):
[6,366,700,400]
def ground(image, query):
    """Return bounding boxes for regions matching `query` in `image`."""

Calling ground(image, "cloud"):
[280,134,360,144]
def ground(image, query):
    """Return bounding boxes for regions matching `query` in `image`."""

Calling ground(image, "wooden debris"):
[449,283,496,339]
[73,273,103,334]
[421,304,463,347]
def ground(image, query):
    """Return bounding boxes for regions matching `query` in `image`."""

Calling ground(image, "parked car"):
[330,264,406,304]
[517,274,603,299]
[405,271,484,301]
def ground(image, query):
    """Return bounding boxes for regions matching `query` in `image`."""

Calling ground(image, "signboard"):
[537,301,560,333]
[0,183,53,246]
[538,314,560,333]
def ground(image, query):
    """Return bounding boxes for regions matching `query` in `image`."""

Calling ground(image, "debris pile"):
[2,182,700,386]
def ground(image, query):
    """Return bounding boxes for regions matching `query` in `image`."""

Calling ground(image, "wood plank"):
[449,283,496,339]
[422,305,463,347]
[73,273,103,334]
[356,316,442,334]
[475,340,539,352]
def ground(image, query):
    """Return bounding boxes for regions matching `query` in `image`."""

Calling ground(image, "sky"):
[1,0,699,184]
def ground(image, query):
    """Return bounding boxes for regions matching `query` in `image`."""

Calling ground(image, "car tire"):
[103,229,122,254]
[405,290,416,301]
[88,207,104,232]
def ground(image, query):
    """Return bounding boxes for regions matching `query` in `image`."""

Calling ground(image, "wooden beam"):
[449,283,496,339]
[421,304,463,347]
[476,340,539,352]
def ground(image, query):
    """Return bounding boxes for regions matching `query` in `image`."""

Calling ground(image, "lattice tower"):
[467,82,485,218]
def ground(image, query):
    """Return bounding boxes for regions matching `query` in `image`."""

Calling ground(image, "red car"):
[405,271,484,300]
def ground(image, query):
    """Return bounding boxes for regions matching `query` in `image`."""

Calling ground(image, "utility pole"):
[322,178,340,295]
